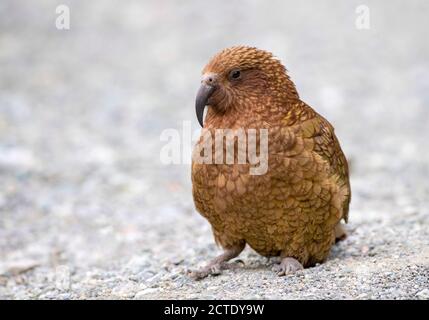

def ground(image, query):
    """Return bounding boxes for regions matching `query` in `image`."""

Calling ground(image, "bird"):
[191,46,351,279]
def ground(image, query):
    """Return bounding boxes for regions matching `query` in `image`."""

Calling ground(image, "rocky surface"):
[0,0,428,299]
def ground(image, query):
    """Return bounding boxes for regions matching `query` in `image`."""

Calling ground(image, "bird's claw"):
[273,257,303,276]
[189,263,223,280]
[189,260,245,280]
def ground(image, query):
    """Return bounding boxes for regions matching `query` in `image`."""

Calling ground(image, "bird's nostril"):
[202,74,216,85]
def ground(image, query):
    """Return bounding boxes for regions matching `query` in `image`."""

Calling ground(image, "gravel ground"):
[0,0,428,299]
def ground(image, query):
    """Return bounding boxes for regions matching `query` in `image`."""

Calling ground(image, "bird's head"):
[195,46,299,127]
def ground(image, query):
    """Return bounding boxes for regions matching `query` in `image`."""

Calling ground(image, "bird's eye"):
[229,69,241,80]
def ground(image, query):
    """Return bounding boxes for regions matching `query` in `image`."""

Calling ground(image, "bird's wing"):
[283,101,351,222]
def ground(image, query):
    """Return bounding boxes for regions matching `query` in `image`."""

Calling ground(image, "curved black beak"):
[195,84,215,127]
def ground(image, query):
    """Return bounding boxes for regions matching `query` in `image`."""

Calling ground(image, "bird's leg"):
[335,223,347,243]
[190,243,245,280]
[273,257,304,276]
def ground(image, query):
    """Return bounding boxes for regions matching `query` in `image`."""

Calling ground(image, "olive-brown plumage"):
[191,46,351,279]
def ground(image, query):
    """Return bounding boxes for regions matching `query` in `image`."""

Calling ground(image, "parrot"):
[191,46,351,279]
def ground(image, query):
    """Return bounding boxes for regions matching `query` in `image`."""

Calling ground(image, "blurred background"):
[0,0,428,299]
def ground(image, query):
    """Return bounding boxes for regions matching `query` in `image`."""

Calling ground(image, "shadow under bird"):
[191,46,351,279]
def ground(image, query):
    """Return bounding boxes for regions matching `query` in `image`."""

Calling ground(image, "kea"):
[191,46,351,279]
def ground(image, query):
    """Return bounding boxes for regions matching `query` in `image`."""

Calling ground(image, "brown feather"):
[192,46,351,267]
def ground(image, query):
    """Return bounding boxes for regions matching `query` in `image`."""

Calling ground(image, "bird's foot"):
[272,257,303,276]
[190,260,244,280]
[189,243,245,280]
